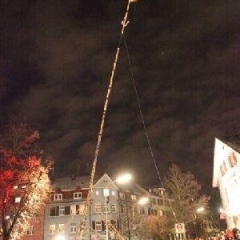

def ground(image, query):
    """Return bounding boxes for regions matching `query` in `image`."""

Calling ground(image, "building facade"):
[43,176,90,240]
[212,136,240,230]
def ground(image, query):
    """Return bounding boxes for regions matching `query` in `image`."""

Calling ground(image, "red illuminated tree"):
[0,123,52,240]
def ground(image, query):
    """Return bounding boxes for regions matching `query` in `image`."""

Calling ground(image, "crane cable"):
[79,1,134,238]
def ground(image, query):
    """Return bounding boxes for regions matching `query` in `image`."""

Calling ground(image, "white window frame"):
[95,204,101,213]
[73,192,82,199]
[103,204,110,213]
[70,223,77,233]
[54,194,63,201]
[111,204,117,213]
[95,221,102,231]
[59,206,65,216]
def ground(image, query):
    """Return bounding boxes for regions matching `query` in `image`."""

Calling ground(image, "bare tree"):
[0,123,52,240]
[139,215,174,240]
[164,164,209,236]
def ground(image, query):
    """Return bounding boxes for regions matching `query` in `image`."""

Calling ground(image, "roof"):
[221,134,240,153]
[52,176,91,190]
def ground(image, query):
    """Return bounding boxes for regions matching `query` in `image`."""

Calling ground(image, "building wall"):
[212,137,240,229]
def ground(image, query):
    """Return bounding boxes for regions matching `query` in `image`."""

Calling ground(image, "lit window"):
[131,195,136,201]
[59,206,65,216]
[95,191,99,195]
[73,192,82,199]
[95,204,101,213]
[58,224,64,234]
[54,194,63,201]
[95,221,102,231]
[49,225,55,235]
[15,196,21,203]
[70,223,76,233]
[79,204,85,215]
[111,191,115,196]
[71,205,76,215]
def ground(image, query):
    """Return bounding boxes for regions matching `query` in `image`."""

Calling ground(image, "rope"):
[79,1,133,238]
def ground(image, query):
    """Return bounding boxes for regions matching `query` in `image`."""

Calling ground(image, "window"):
[26,225,34,235]
[73,192,82,199]
[121,204,126,214]
[95,191,99,195]
[50,206,59,216]
[15,196,21,203]
[70,223,76,233]
[71,205,76,215]
[54,194,63,201]
[49,225,55,235]
[119,192,125,199]
[111,204,117,213]
[79,204,85,215]
[111,190,115,196]
[58,224,65,234]
[131,195,136,201]
[95,204,101,213]
[110,220,117,230]
[95,221,102,231]
[59,206,65,216]
[103,204,110,213]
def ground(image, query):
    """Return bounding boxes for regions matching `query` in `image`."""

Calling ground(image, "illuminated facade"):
[212,136,240,229]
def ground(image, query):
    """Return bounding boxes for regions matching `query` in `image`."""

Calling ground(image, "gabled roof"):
[220,134,240,153]
[93,173,118,189]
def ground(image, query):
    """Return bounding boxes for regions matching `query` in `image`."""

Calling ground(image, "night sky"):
[1,0,239,196]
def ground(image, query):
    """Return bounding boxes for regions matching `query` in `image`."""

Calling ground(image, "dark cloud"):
[1,0,239,196]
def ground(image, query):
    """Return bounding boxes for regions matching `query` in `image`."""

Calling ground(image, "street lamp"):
[103,173,133,240]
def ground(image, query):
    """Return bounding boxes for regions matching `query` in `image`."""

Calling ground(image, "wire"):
[122,34,164,188]
[122,31,179,223]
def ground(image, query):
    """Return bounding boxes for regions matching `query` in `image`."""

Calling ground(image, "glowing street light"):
[115,173,133,185]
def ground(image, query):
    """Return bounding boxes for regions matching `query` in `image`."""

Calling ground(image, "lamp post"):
[103,173,133,240]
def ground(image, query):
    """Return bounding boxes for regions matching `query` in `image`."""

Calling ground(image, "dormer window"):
[54,193,63,201]
[73,192,82,199]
